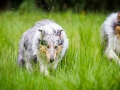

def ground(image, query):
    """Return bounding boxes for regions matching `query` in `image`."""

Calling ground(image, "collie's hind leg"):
[18,45,25,66]
[18,37,26,66]
[18,52,25,66]
[25,51,33,71]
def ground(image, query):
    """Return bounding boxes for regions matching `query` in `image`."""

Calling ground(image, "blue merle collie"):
[17,19,69,75]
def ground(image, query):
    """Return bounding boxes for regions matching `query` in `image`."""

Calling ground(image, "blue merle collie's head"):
[38,29,63,63]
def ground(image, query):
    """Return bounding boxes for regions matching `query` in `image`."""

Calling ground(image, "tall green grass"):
[0,11,120,90]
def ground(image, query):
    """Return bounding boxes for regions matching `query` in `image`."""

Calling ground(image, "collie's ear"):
[57,30,63,37]
[117,11,120,22]
[38,29,45,38]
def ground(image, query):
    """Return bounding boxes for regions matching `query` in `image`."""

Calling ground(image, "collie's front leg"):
[39,62,49,76]
[50,60,60,70]
[105,37,120,64]
[105,48,120,65]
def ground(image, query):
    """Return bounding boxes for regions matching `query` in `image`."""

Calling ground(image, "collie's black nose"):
[50,58,54,63]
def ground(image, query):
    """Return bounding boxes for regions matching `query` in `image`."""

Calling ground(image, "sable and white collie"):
[17,19,69,75]
[101,11,120,64]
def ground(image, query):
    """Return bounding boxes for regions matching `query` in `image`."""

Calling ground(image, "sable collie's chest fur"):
[111,35,120,53]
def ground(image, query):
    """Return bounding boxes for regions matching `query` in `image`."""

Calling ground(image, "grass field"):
[0,11,120,90]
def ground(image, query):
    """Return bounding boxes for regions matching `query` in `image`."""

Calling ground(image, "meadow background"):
[1,0,120,89]
[1,10,120,90]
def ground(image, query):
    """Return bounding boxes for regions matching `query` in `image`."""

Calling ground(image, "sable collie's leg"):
[105,41,120,64]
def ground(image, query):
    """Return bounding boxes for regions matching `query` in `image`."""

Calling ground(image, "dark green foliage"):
[0,0,120,12]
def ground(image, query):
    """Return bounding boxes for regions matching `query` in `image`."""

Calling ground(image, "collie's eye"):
[47,45,50,48]
[54,46,58,49]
